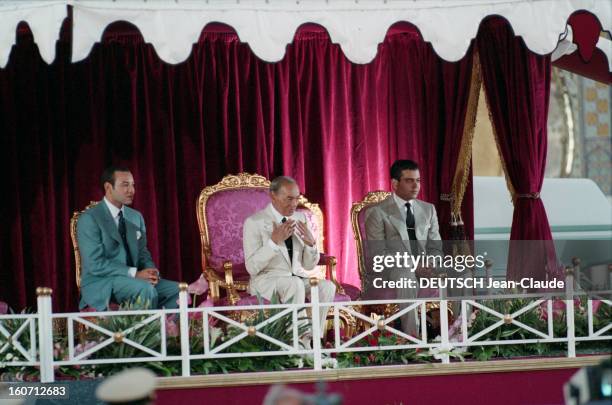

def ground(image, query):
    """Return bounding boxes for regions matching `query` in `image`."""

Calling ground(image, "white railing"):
[0,276,610,382]
[0,314,38,367]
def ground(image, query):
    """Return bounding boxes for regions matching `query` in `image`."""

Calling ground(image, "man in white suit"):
[364,160,442,335]
[243,176,336,340]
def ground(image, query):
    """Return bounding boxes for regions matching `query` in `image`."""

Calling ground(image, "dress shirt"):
[392,193,414,221]
[103,197,137,277]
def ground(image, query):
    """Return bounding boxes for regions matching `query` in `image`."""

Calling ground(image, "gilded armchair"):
[196,173,354,305]
[70,201,99,291]
[350,191,398,318]
[351,191,453,335]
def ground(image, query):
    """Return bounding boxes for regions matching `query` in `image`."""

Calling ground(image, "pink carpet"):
[157,367,577,405]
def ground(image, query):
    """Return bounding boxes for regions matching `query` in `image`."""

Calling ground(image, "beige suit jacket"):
[362,195,442,299]
[365,195,441,253]
[243,204,320,295]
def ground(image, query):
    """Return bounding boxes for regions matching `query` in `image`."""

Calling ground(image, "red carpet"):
[157,367,578,405]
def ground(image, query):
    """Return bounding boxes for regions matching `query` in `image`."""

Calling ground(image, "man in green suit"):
[77,166,179,310]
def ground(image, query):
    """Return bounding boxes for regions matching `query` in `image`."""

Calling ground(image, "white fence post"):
[310,278,322,371]
[565,267,576,358]
[439,276,450,364]
[36,287,54,383]
[178,283,191,377]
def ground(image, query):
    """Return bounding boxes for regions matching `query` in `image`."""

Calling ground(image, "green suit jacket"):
[77,201,156,310]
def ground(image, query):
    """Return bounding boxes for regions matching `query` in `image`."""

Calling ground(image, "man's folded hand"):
[136,268,160,285]
[415,266,434,278]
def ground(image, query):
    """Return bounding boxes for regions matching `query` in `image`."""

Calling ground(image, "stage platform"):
[154,355,607,405]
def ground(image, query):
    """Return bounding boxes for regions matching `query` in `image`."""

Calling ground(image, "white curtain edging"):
[0,1,67,68]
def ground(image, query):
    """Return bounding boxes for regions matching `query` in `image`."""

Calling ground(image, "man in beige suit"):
[243,176,336,340]
[365,160,442,335]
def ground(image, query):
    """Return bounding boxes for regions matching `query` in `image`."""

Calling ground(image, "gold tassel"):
[450,48,482,218]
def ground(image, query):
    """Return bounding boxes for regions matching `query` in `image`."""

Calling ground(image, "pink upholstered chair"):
[196,173,357,306]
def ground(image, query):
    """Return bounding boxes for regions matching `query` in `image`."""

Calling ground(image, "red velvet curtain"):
[0,23,475,311]
[436,52,478,241]
[477,19,556,281]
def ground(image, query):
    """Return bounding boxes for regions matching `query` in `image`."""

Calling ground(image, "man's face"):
[105,171,135,207]
[392,169,420,201]
[270,183,300,217]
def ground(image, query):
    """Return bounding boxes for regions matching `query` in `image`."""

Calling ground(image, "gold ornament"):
[597,123,609,137]
[585,87,597,102]
[36,287,53,296]
[596,99,608,114]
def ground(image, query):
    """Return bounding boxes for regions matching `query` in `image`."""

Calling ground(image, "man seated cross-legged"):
[77,166,179,310]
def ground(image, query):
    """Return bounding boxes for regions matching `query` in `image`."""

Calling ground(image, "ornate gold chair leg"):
[325,307,357,340]
[420,303,454,339]
[326,256,346,295]
[209,280,220,301]
[353,304,400,334]
[222,261,242,305]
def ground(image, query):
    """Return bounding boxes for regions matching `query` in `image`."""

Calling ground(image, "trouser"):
[253,276,336,338]
[111,277,180,309]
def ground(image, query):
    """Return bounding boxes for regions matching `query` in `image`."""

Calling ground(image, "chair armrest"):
[207,256,250,280]
[223,261,235,288]
[317,253,334,266]
[221,261,242,305]
[318,253,345,295]
[206,256,250,305]
[205,257,235,289]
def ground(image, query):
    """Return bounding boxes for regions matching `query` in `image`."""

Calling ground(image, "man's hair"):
[269,176,297,193]
[101,166,131,190]
[390,159,419,181]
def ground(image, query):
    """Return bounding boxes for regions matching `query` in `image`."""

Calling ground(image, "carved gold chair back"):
[350,191,391,291]
[69,201,100,290]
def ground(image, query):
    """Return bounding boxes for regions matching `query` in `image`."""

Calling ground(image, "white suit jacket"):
[243,204,320,288]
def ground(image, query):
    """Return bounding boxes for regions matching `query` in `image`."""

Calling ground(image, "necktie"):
[118,211,134,267]
[405,202,417,241]
[281,217,293,263]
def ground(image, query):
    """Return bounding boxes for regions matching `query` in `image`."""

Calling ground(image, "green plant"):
[0,308,39,380]
[550,297,611,353]
[191,298,311,374]
[468,296,611,360]
[468,297,550,360]
[48,302,177,378]
[2,296,608,381]
[334,328,467,367]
